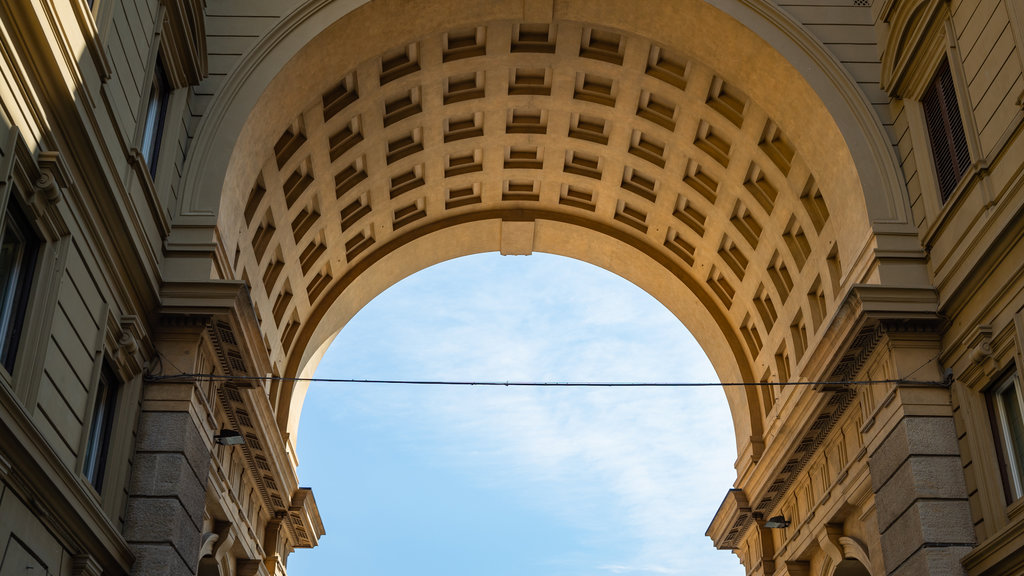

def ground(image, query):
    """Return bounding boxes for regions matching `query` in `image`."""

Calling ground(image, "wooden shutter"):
[921,59,971,203]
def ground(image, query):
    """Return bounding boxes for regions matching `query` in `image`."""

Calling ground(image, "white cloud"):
[599,563,681,575]
[312,253,743,575]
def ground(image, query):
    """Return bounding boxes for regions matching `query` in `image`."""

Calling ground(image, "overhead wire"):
[147,352,947,388]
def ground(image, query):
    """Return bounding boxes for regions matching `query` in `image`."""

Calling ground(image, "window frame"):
[0,142,71,403]
[920,58,972,204]
[991,371,1024,503]
[0,198,39,373]
[82,361,119,492]
[881,2,983,237]
[140,56,170,179]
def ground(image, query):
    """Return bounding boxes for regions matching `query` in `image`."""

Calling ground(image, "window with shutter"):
[921,59,971,203]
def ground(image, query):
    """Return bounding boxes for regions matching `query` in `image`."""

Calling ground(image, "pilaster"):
[124,317,211,576]
[867,325,975,575]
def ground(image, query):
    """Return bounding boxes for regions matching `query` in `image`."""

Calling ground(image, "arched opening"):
[170,0,936,571]
[183,0,908,461]
[289,253,743,574]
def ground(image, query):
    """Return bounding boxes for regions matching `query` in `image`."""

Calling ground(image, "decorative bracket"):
[110,315,148,380]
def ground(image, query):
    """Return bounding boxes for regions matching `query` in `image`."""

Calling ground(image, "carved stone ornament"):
[198,532,219,558]
[33,168,60,203]
[839,535,872,569]
[114,315,147,378]
[969,325,994,364]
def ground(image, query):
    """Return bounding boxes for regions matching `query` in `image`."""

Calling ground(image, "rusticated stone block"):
[135,411,210,480]
[124,498,202,573]
[870,417,960,491]
[129,543,193,576]
[880,500,974,570]
[129,452,207,529]
[889,545,972,576]
[874,455,968,531]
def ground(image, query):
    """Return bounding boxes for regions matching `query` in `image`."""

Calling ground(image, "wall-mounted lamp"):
[214,429,245,446]
[763,515,790,529]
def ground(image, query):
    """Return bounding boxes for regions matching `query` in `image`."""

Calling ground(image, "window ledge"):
[921,161,985,250]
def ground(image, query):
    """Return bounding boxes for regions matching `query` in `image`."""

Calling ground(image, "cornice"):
[706,488,751,550]
[175,277,320,551]
[710,283,942,551]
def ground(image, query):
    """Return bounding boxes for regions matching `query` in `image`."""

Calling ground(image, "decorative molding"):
[818,523,845,565]
[0,449,11,479]
[70,554,103,576]
[711,284,944,553]
[969,324,994,364]
[198,532,219,558]
[159,0,208,87]
[706,488,750,550]
[67,0,112,81]
[212,520,236,563]
[110,315,148,379]
[879,0,947,97]
[752,389,857,517]
[839,535,872,569]
[28,151,70,236]
[128,148,172,240]
[289,487,324,549]
[33,165,60,204]
[165,277,324,553]
[6,144,73,240]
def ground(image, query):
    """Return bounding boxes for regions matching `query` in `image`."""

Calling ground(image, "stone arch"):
[174,0,925,452]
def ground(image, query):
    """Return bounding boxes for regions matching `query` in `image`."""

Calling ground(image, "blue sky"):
[288,252,743,576]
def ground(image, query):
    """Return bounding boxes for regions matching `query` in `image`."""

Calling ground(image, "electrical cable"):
[143,373,938,387]
[146,354,947,388]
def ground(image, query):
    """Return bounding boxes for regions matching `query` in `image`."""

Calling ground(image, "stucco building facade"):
[0,0,1023,574]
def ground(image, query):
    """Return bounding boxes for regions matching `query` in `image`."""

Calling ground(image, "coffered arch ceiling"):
[188,0,916,443]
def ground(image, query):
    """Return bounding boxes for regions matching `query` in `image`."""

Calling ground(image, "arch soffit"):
[182,0,905,236]
[177,0,911,441]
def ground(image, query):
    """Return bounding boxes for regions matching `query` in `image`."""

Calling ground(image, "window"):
[83,362,119,491]
[140,58,169,178]
[992,372,1024,501]
[0,198,38,373]
[921,59,971,203]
